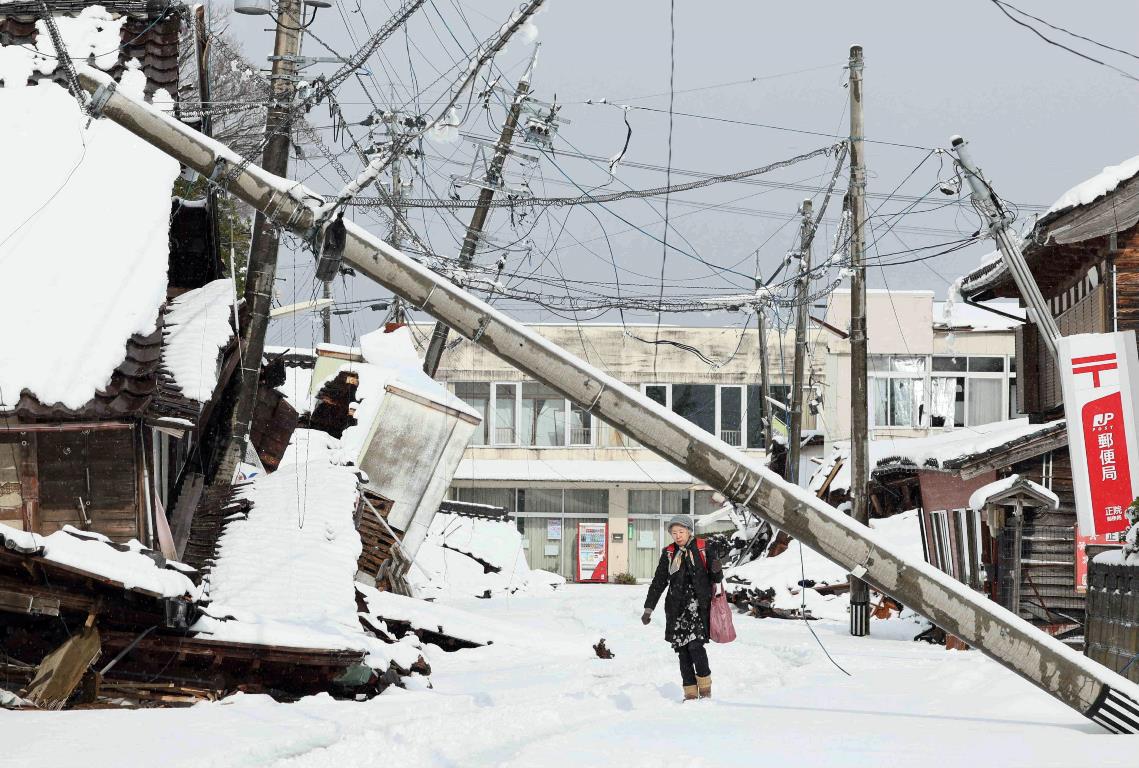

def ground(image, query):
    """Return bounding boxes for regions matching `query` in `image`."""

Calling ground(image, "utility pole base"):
[850,599,870,637]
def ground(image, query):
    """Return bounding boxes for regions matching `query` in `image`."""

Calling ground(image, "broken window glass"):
[520,382,565,446]
[568,403,592,445]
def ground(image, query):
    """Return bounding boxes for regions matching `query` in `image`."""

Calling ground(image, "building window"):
[454,486,516,512]
[493,383,517,444]
[569,403,592,445]
[692,490,721,516]
[870,356,927,428]
[520,382,565,447]
[454,382,490,445]
[719,385,743,447]
[671,384,716,434]
[645,384,669,409]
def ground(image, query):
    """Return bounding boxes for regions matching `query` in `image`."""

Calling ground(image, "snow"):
[194,430,420,670]
[968,473,1059,511]
[0,74,179,411]
[454,457,696,484]
[811,419,1063,494]
[162,279,235,403]
[932,300,1024,331]
[1048,153,1139,214]
[726,510,925,621]
[407,512,565,599]
[0,6,124,86]
[8,584,1136,768]
[278,363,316,414]
[0,522,197,599]
[326,327,480,462]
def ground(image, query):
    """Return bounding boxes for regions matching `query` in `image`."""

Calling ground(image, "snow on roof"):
[0,70,179,410]
[0,6,124,86]
[453,457,697,484]
[193,430,423,668]
[0,523,198,599]
[277,363,315,414]
[811,419,1064,494]
[335,327,480,460]
[406,512,564,600]
[162,279,235,403]
[967,474,1059,511]
[1048,154,1139,215]
[933,300,1023,331]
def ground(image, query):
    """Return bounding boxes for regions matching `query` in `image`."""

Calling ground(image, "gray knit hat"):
[666,514,694,533]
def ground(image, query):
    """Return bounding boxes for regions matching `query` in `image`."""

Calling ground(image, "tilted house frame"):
[0,2,250,552]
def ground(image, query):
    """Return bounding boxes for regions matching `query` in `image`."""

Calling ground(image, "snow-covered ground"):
[3,585,1129,768]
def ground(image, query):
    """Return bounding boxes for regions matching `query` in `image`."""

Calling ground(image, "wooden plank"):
[0,587,60,616]
[24,626,102,710]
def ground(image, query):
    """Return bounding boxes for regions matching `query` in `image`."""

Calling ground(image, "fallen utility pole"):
[196,0,305,530]
[423,45,540,377]
[847,44,871,638]
[75,65,1139,733]
[786,198,813,485]
[951,135,1061,359]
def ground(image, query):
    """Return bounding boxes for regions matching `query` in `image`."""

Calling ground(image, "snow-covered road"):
[3,585,1131,768]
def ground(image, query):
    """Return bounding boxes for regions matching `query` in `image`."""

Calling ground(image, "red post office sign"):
[1058,332,1139,537]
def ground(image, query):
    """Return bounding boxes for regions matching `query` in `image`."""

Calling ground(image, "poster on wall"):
[547,519,562,540]
[577,522,608,582]
[1057,331,1139,537]
[1074,526,1125,594]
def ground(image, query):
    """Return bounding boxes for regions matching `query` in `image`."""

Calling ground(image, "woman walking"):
[641,513,723,700]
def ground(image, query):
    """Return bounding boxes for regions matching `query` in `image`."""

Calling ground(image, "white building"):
[364,294,1019,585]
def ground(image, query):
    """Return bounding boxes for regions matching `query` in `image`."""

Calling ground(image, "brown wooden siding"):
[1113,226,1139,334]
[1017,282,1109,417]
[35,430,139,541]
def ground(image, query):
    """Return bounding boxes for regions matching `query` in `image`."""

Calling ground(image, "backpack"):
[667,538,708,569]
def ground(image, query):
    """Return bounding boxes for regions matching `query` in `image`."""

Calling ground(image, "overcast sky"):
[215,1,1139,347]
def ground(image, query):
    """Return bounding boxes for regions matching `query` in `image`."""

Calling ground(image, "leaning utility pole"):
[951,135,1061,359]
[202,0,304,515]
[77,66,1139,732]
[787,198,813,485]
[422,46,540,377]
[847,44,871,638]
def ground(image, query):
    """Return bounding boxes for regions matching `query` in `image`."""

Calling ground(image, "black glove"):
[641,609,652,625]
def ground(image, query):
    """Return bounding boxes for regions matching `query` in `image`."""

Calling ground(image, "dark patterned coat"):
[644,538,723,644]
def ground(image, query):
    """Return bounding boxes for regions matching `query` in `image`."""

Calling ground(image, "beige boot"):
[696,674,712,699]
[683,684,699,701]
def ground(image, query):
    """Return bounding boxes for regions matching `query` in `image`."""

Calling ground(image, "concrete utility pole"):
[847,44,871,638]
[205,0,304,504]
[787,198,813,485]
[422,46,540,377]
[76,64,1139,734]
[951,135,1061,359]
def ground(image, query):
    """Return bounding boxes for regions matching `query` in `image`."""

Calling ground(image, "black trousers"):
[677,639,710,686]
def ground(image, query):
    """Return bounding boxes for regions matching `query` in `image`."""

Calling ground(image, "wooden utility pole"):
[198,0,304,524]
[848,44,871,637]
[756,301,772,449]
[422,46,539,377]
[787,198,813,485]
[79,68,1139,730]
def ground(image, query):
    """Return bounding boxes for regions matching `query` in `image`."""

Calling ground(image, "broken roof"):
[810,419,1066,494]
[193,429,422,671]
[958,154,1139,301]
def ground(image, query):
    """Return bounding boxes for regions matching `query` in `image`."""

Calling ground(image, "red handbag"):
[710,586,736,643]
